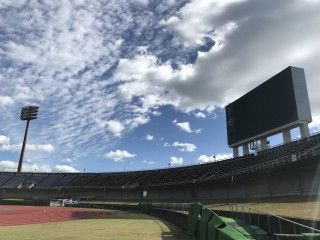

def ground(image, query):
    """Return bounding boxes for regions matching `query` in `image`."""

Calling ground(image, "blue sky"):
[0,0,320,173]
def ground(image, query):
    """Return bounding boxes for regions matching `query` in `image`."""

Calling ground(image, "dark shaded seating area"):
[0,132,319,190]
[33,174,65,189]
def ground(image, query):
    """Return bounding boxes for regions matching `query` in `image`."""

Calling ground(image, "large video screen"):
[226,66,312,146]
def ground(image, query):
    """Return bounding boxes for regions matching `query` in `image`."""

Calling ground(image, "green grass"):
[0,212,185,240]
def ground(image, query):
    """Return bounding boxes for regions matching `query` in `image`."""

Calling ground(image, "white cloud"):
[142,160,155,164]
[198,155,213,163]
[0,0,27,8]
[0,143,54,152]
[162,0,245,45]
[27,144,54,152]
[151,111,161,117]
[174,121,202,134]
[126,116,150,128]
[0,96,14,108]
[310,116,320,132]
[194,112,206,118]
[198,153,232,163]
[176,122,192,133]
[163,142,170,147]
[0,135,10,145]
[145,134,154,141]
[215,153,233,160]
[0,160,77,172]
[194,129,202,134]
[0,160,53,172]
[61,158,72,163]
[104,120,125,137]
[53,165,78,173]
[105,149,135,162]
[113,53,211,113]
[170,156,184,166]
[162,0,320,119]
[25,164,53,172]
[0,160,17,171]
[172,141,197,152]
[0,1,138,163]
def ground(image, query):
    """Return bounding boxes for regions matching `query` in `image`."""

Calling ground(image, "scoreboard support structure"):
[300,122,310,138]
[232,121,310,158]
[233,147,239,157]
[283,129,292,144]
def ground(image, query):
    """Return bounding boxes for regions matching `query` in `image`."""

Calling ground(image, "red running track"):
[0,205,112,226]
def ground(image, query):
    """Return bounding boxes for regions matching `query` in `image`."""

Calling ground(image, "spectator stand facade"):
[0,131,320,201]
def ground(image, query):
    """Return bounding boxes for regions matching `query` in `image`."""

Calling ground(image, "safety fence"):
[226,204,320,235]
[138,202,270,240]
[70,201,320,239]
[148,202,320,239]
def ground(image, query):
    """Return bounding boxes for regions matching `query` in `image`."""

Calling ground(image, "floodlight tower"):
[17,106,39,172]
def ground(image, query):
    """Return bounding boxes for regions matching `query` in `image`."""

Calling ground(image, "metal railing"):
[152,202,260,237]
[226,203,320,235]
[201,205,257,237]
[152,202,320,235]
[199,143,320,183]
[140,143,320,187]
[152,202,191,212]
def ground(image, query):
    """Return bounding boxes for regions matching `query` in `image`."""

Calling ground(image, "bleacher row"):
[0,132,320,191]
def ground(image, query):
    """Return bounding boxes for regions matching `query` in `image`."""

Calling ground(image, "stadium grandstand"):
[0,129,319,201]
[1,66,320,240]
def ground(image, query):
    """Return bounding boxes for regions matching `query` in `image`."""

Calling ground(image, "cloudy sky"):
[0,0,319,173]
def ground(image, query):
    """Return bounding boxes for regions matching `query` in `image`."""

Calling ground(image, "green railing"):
[228,203,320,235]
[138,202,264,240]
[144,202,320,239]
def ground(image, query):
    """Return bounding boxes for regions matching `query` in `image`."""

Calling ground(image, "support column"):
[233,147,239,158]
[300,122,310,138]
[243,144,249,155]
[260,138,268,150]
[18,119,30,172]
[283,129,292,144]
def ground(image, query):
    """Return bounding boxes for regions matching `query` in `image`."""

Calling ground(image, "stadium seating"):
[20,173,48,189]
[50,174,78,189]
[33,174,65,189]
[66,174,97,188]
[0,172,15,185]
[1,173,31,188]
[0,132,319,191]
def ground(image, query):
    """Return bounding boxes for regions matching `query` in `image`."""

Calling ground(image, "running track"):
[0,205,112,226]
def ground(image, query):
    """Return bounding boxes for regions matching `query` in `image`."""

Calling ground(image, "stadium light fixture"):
[17,106,39,172]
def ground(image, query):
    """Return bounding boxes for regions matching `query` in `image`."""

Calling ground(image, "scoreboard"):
[226,66,312,146]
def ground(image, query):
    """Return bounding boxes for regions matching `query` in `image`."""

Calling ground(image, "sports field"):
[0,206,185,240]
